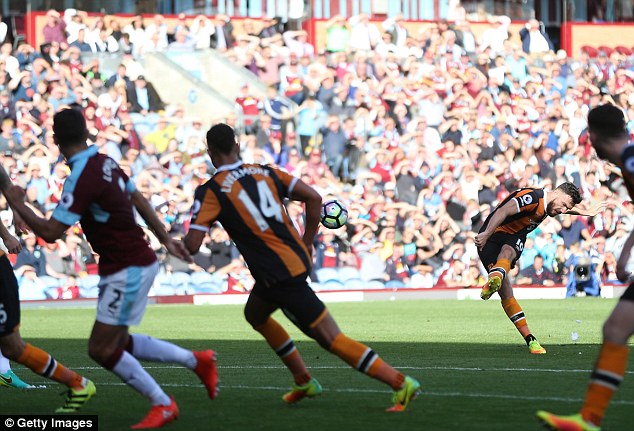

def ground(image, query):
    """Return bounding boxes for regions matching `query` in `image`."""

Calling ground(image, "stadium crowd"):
[0,8,632,298]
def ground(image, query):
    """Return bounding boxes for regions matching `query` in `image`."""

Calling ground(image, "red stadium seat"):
[597,45,614,56]
[581,45,599,57]
[615,46,632,56]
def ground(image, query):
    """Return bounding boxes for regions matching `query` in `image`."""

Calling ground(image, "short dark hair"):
[53,108,87,147]
[206,123,236,154]
[556,181,582,205]
[587,104,627,138]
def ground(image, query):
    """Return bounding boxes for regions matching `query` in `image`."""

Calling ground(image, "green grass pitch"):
[1,299,633,430]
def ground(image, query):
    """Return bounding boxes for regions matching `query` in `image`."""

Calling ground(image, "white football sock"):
[111,350,171,406]
[0,350,10,374]
[129,334,196,369]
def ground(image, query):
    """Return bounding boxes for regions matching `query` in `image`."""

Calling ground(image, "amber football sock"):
[581,342,628,426]
[18,343,84,389]
[330,333,404,390]
[255,317,310,385]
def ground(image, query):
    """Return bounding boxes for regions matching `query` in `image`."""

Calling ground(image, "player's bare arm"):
[2,185,68,243]
[567,201,608,217]
[184,229,205,256]
[288,178,322,254]
[474,200,517,249]
[616,229,634,282]
[130,189,193,262]
[0,219,21,254]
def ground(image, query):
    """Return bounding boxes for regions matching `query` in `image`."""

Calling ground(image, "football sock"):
[105,347,171,406]
[330,333,404,390]
[255,317,311,385]
[488,258,511,281]
[581,341,628,426]
[502,297,531,339]
[126,334,197,369]
[0,350,10,373]
[17,343,84,389]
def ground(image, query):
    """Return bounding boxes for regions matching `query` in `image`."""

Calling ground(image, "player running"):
[184,123,420,412]
[475,183,605,354]
[0,108,217,429]
[536,104,634,430]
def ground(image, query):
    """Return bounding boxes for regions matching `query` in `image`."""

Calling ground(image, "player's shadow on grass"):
[4,340,634,431]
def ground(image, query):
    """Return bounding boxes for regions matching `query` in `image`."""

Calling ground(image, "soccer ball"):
[320,199,348,229]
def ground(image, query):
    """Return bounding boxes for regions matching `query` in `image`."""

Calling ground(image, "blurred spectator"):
[348,14,381,52]
[517,254,556,286]
[325,15,350,53]
[42,10,68,49]
[53,274,80,299]
[519,19,554,55]
[210,14,234,51]
[15,232,46,277]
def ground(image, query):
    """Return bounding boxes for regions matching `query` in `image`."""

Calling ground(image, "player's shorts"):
[621,282,634,302]
[250,273,326,335]
[0,254,20,336]
[478,232,525,270]
[96,261,159,326]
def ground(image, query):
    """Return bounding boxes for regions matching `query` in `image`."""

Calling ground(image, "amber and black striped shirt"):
[480,188,548,237]
[189,162,311,285]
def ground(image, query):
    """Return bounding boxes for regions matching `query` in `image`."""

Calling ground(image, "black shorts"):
[250,273,326,334]
[621,282,634,302]
[478,232,525,271]
[0,254,20,336]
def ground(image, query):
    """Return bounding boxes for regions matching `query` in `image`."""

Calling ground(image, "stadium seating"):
[170,272,191,295]
[16,275,47,300]
[189,272,224,293]
[580,45,599,57]
[152,272,176,296]
[615,45,632,56]
[315,267,340,284]
[597,45,614,56]
[79,275,100,298]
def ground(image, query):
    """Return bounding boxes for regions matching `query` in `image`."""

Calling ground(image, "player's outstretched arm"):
[568,201,609,217]
[288,179,322,254]
[1,186,68,243]
[130,190,193,262]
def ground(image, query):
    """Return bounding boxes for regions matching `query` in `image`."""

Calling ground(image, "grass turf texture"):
[1,299,633,431]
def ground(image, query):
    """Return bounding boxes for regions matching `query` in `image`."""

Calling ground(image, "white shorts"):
[95,261,159,326]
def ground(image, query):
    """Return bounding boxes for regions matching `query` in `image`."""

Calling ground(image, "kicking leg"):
[498,278,546,354]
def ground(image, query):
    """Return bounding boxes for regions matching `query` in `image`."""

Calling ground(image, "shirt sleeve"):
[270,166,299,198]
[513,190,540,214]
[51,170,100,227]
[189,184,220,232]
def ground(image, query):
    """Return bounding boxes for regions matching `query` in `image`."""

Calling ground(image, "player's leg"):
[0,255,89,396]
[0,347,32,388]
[245,290,315,398]
[92,263,178,428]
[309,312,420,411]
[537,298,634,430]
[275,277,420,411]
[479,240,517,300]
[120,264,217,399]
[498,278,546,354]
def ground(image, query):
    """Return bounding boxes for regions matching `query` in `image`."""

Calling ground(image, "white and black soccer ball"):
[320,199,348,229]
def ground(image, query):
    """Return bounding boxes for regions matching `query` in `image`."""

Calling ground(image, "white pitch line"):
[29,364,634,375]
[21,382,634,406]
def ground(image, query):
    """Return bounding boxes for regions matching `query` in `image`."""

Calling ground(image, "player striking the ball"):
[536,104,634,430]
[475,182,605,354]
[185,123,420,411]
